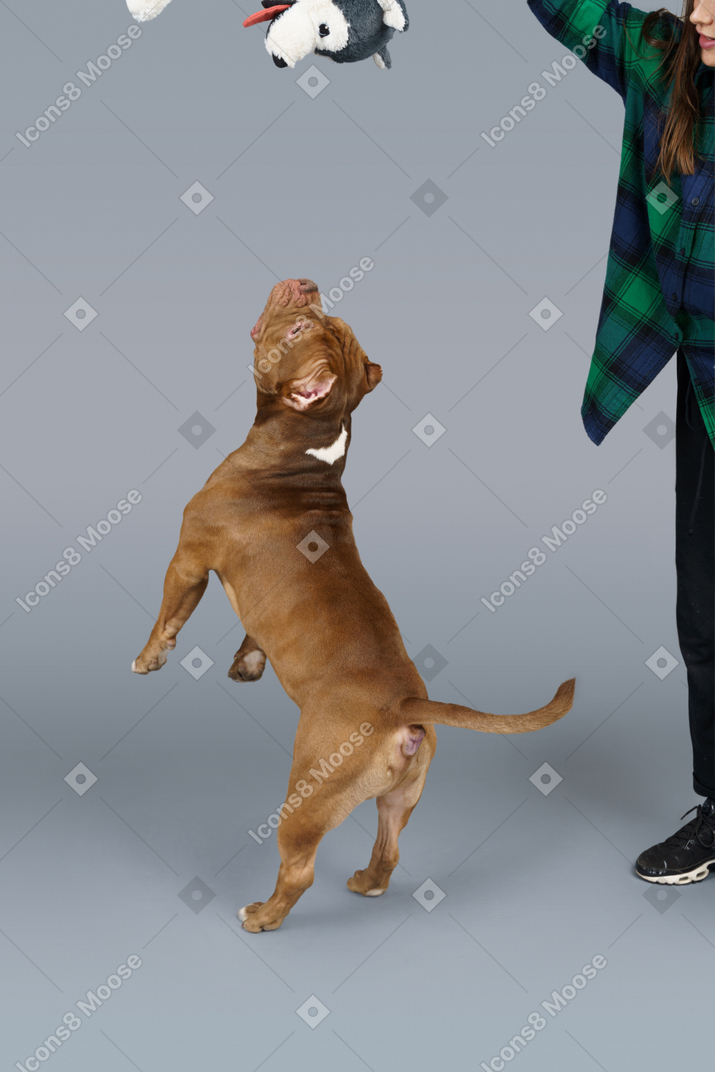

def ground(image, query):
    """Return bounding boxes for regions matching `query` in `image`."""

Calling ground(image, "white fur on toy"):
[376,0,406,30]
[127,0,174,20]
[267,2,350,69]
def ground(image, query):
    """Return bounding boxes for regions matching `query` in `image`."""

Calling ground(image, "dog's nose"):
[282,278,318,303]
[264,279,319,313]
[272,53,288,67]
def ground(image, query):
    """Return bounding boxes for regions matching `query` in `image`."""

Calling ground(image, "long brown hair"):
[641,1,705,180]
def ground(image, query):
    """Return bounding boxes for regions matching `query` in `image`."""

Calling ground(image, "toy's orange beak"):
[243,5,290,27]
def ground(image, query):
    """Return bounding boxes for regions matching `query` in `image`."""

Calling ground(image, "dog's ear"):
[330,317,382,396]
[364,360,382,393]
[327,317,381,393]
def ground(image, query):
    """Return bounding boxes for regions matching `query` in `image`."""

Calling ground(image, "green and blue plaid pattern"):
[528,0,714,446]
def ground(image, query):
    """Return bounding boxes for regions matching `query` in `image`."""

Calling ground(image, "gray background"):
[0,1,710,1070]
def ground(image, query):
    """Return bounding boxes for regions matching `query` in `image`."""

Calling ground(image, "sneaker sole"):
[636,860,715,885]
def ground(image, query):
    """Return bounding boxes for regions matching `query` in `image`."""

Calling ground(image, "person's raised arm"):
[527,0,667,99]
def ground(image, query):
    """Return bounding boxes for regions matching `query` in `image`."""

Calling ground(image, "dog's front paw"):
[228,649,266,683]
[238,902,284,932]
[132,647,169,674]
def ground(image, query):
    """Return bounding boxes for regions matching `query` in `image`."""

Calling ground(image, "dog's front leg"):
[132,551,208,674]
[240,830,320,933]
[228,633,267,683]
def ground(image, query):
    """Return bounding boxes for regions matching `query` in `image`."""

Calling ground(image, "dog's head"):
[249,278,382,415]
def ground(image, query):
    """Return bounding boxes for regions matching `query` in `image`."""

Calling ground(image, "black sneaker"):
[636,798,715,885]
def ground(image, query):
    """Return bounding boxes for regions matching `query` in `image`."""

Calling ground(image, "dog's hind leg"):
[348,741,433,897]
[228,634,267,682]
[347,792,414,896]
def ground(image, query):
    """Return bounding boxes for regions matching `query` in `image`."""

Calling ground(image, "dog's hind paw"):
[347,870,389,896]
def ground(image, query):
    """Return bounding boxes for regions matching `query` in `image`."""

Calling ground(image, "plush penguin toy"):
[126,0,409,70]
[243,0,409,69]
[126,0,174,18]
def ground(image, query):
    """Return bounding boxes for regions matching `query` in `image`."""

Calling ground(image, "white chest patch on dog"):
[306,425,347,465]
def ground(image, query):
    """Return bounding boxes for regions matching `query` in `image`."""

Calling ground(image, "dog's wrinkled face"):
[250,279,382,414]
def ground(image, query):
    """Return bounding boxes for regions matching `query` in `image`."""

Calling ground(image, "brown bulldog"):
[132,278,574,932]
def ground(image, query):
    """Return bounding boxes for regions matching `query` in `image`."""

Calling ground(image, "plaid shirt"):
[528,0,714,447]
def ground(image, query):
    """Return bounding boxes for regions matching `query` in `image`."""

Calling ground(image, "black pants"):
[675,352,715,798]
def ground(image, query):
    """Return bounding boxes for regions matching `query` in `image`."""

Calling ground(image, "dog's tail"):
[398,678,575,735]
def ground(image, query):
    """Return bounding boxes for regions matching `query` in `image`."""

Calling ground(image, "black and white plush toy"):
[126,0,174,18]
[244,0,408,69]
[126,0,409,70]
